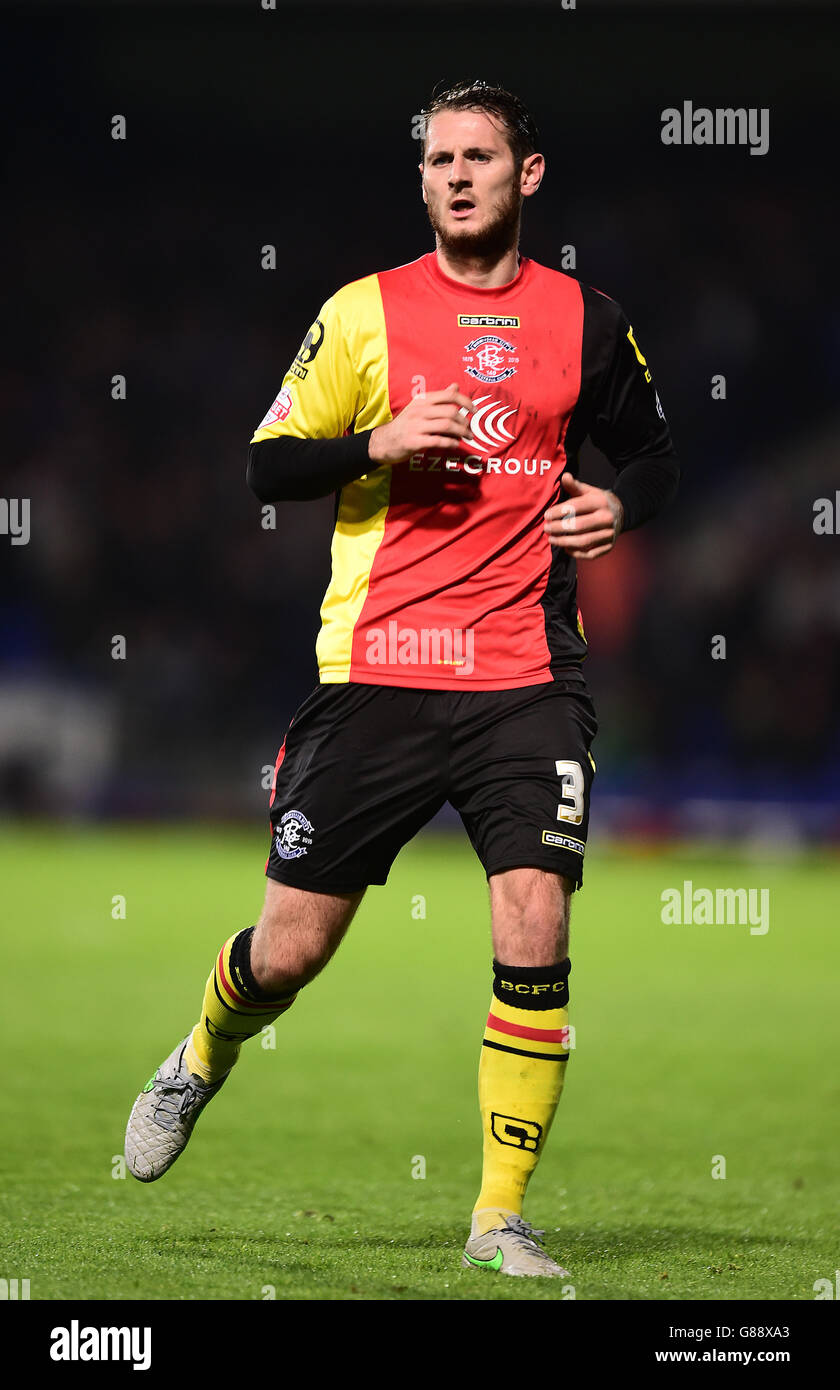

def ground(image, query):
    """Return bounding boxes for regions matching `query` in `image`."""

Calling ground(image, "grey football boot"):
[462,1212,571,1278]
[125,1035,228,1182]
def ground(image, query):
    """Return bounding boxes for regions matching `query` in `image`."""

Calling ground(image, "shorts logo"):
[457,314,520,328]
[490,1112,543,1152]
[542,830,585,855]
[258,385,293,429]
[275,809,315,860]
[462,335,519,384]
[289,318,325,381]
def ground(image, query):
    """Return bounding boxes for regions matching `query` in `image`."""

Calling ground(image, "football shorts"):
[265,675,598,893]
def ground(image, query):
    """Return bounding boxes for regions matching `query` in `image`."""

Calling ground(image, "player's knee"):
[250,923,331,993]
[251,882,358,994]
[490,868,573,964]
[492,868,572,920]
[254,952,325,995]
[495,924,568,967]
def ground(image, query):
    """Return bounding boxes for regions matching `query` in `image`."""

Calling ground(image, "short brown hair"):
[418,79,540,169]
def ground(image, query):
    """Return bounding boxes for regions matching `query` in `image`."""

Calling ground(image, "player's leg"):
[126,682,447,1183]
[489,864,571,965]
[184,878,364,1087]
[451,677,596,1276]
[125,881,361,1183]
[464,867,574,1274]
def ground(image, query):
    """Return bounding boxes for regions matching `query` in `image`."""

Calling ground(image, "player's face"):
[421,109,525,258]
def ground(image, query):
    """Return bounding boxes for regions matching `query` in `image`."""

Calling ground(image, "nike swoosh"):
[464,1247,504,1271]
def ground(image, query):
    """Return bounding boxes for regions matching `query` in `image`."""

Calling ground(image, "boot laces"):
[152,1072,205,1129]
[504,1215,547,1249]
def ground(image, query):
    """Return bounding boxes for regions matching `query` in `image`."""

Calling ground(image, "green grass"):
[1,824,837,1301]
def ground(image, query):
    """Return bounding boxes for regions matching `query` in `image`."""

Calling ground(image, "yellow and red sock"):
[473,958,571,1234]
[184,927,297,1084]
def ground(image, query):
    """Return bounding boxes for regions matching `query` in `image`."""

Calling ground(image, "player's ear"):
[521,152,545,199]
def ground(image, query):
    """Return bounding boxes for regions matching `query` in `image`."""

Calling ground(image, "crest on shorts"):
[275,809,315,860]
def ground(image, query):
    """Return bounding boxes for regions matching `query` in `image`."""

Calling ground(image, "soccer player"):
[125,80,679,1278]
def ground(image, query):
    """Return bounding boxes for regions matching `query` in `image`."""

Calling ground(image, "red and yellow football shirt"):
[251,251,676,690]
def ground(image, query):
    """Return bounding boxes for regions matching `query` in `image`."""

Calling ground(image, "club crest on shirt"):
[462,335,519,384]
[274,809,315,860]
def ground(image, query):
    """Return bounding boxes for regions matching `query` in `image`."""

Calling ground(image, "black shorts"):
[265,676,598,894]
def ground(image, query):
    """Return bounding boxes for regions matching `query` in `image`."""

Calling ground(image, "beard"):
[427,175,523,263]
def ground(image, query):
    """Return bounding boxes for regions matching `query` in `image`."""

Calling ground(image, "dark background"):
[2,1,838,841]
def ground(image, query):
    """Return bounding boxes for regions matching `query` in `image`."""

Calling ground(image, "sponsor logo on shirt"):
[258,385,293,429]
[289,318,325,381]
[467,394,518,453]
[462,334,519,384]
[408,454,553,476]
[457,314,520,328]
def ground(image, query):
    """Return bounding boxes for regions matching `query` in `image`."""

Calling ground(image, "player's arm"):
[247,300,473,503]
[246,296,368,502]
[544,287,680,559]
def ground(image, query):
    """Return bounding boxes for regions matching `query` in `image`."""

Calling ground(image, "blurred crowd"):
[2,9,838,828]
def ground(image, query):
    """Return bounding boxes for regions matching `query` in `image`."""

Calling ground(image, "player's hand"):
[368,384,476,465]
[543,473,624,560]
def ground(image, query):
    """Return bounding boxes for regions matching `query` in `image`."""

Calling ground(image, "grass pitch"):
[1,824,837,1301]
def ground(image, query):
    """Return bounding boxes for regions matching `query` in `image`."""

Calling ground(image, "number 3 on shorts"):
[555,759,585,825]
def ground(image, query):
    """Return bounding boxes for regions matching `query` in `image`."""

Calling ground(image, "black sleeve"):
[564,284,680,532]
[246,430,375,503]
